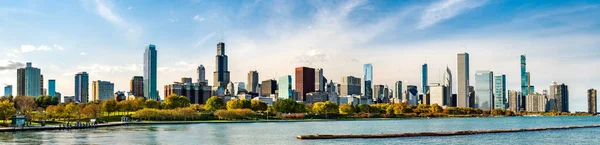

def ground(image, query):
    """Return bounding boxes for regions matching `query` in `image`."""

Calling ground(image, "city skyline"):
[1,0,599,111]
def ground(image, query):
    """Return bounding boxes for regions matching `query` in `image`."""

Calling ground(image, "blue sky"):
[1,0,599,111]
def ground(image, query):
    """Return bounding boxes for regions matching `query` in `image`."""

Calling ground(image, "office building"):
[457,52,470,108]
[130,76,144,97]
[548,82,569,112]
[475,70,493,111]
[422,63,428,95]
[213,42,231,88]
[295,67,315,101]
[340,76,361,96]
[197,65,207,84]
[144,44,158,100]
[443,67,453,106]
[526,93,547,112]
[233,82,246,94]
[588,89,597,114]
[75,72,89,103]
[48,79,56,98]
[164,80,212,104]
[247,70,259,93]
[374,85,384,103]
[261,79,277,97]
[469,86,475,108]
[114,91,127,101]
[227,82,235,95]
[17,62,41,97]
[40,75,44,96]
[406,85,418,105]
[363,63,373,100]
[521,55,533,96]
[305,91,328,104]
[494,75,506,110]
[278,75,292,100]
[315,68,324,91]
[508,90,521,111]
[429,83,447,106]
[4,85,12,97]
[92,80,114,101]
[394,81,402,100]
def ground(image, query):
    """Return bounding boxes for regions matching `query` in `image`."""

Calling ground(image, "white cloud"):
[6,44,64,57]
[80,52,87,55]
[92,0,142,39]
[169,18,179,22]
[418,0,488,29]
[193,15,205,22]
[194,32,216,48]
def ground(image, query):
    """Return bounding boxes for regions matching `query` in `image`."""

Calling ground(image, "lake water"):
[2,116,600,144]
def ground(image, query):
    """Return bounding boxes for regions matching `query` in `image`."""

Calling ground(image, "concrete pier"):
[297,125,600,140]
[0,122,126,132]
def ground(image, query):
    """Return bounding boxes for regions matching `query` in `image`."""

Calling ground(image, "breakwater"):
[0,122,126,132]
[296,125,600,139]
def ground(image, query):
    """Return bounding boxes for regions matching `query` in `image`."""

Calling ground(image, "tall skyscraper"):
[144,44,158,100]
[457,52,470,107]
[394,81,402,100]
[295,67,315,101]
[494,75,506,110]
[315,68,324,91]
[92,80,114,101]
[422,63,428,95]
[508,90,521,111]
[521,55,530,96]
[75,72,89,103]
[4,85,12,97]
[130,76,144,97]
[278,75,292,100]
[549,82,569,112]
[17,62,41,97]
[40,75,44,96]
[475,70,494,111]
[588,89,597,114]
[247,71,259,93]
[48,79,56,98]
[340,76,361,96]
[197,65,207,84]
[213,42,231,88]
[443,67,453,106]
[261,79,277,97]
[363,63,373,100]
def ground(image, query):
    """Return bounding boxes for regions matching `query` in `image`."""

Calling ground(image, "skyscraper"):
[406,85,418,105]
[130,76,144,97]
[92,80,114,101]
[197,65,207,84]
[213,42,231,88]
[475,70,494,111]
[588,89,597,114]
[247,70,259,93]
[4,85,12,97]
[278,75,292,100]
[443,67,453,106]
[295,67,315,101]
[17,62,41,97]
[549,82,569,112]
[261,79,277,97]
[494,75,506,110]
[374,85,385,102]
[144,44,158,100]
[508,90,521,111]
[521,55,529,96]
[422,63,428,95]
[40,74,44,96]
[75,72,89,103]
[315,68,324,91]
[394,81,402,100]
[363,63,373,100]
[48,79,56,98]
[457,52,470,107]
[340,76,361,96]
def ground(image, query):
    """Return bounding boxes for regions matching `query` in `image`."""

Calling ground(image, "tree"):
[250,100,268,112]
[14,96,37,123]
[0,100,16,123]
[226,99,251,110]
[64,102,78,122]
[51,96,60,105]
[35,96,45,108]
[0,96,8,102]
[163,94,191,109]
[46,104,64,121]
[132,97,146,111]
[312,101,339,114]
[430,104,443,113]
[205,96,225,112]
[7,95,14,102]
[273,99,306,113]
[117,100,133,115]
[82,104,102,119]
[339,104,355,115]
[102,99,118,116]
[145,99,160,109]
[189,104,204,112]
[42,96,53,107]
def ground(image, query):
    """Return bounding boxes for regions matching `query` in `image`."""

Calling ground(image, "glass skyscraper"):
[17,62,41,97]
[75,72,89,103]
[494,75,506,109]
[48,79,56,98]
[144,44,158,100]
[475,70,493,111]
[422,63,428,94]
[363,63,373,100]
[4,85,12,97]
[521,55,529,96]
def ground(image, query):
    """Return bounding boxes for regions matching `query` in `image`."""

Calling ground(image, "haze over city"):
[1,0,599,111]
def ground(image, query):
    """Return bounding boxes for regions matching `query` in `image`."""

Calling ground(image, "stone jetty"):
[297,125,600,140]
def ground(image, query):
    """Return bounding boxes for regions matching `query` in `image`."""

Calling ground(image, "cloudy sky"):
[1,0,599,111]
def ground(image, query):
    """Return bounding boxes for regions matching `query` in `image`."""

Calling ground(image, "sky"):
[0,0,599,112]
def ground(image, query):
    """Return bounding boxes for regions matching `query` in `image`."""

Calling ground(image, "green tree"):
[35,96,45,108]
[145,99,160,109]
[7,95,14,102]
[164,94,191,109]
[0,100,16,123]
[189,104,204,112]
[205,96,225,112]
[430,104,443,113]
[226,99,251,110]
[273,99,305,113]
[338,104,355,115]
[117,100,132,115]
[312,101,338,114]
[132,97,146,110]
[83,103,102,119]
[102,99,118,116]
[42,95,53,107]
[250,100,268,112]
[51,96,60,105]
[64,102,78,122]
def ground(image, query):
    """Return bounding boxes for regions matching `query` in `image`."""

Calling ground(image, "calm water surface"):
[2,116,600,144]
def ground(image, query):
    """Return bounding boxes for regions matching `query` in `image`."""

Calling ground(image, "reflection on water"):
[1,117,600,145]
